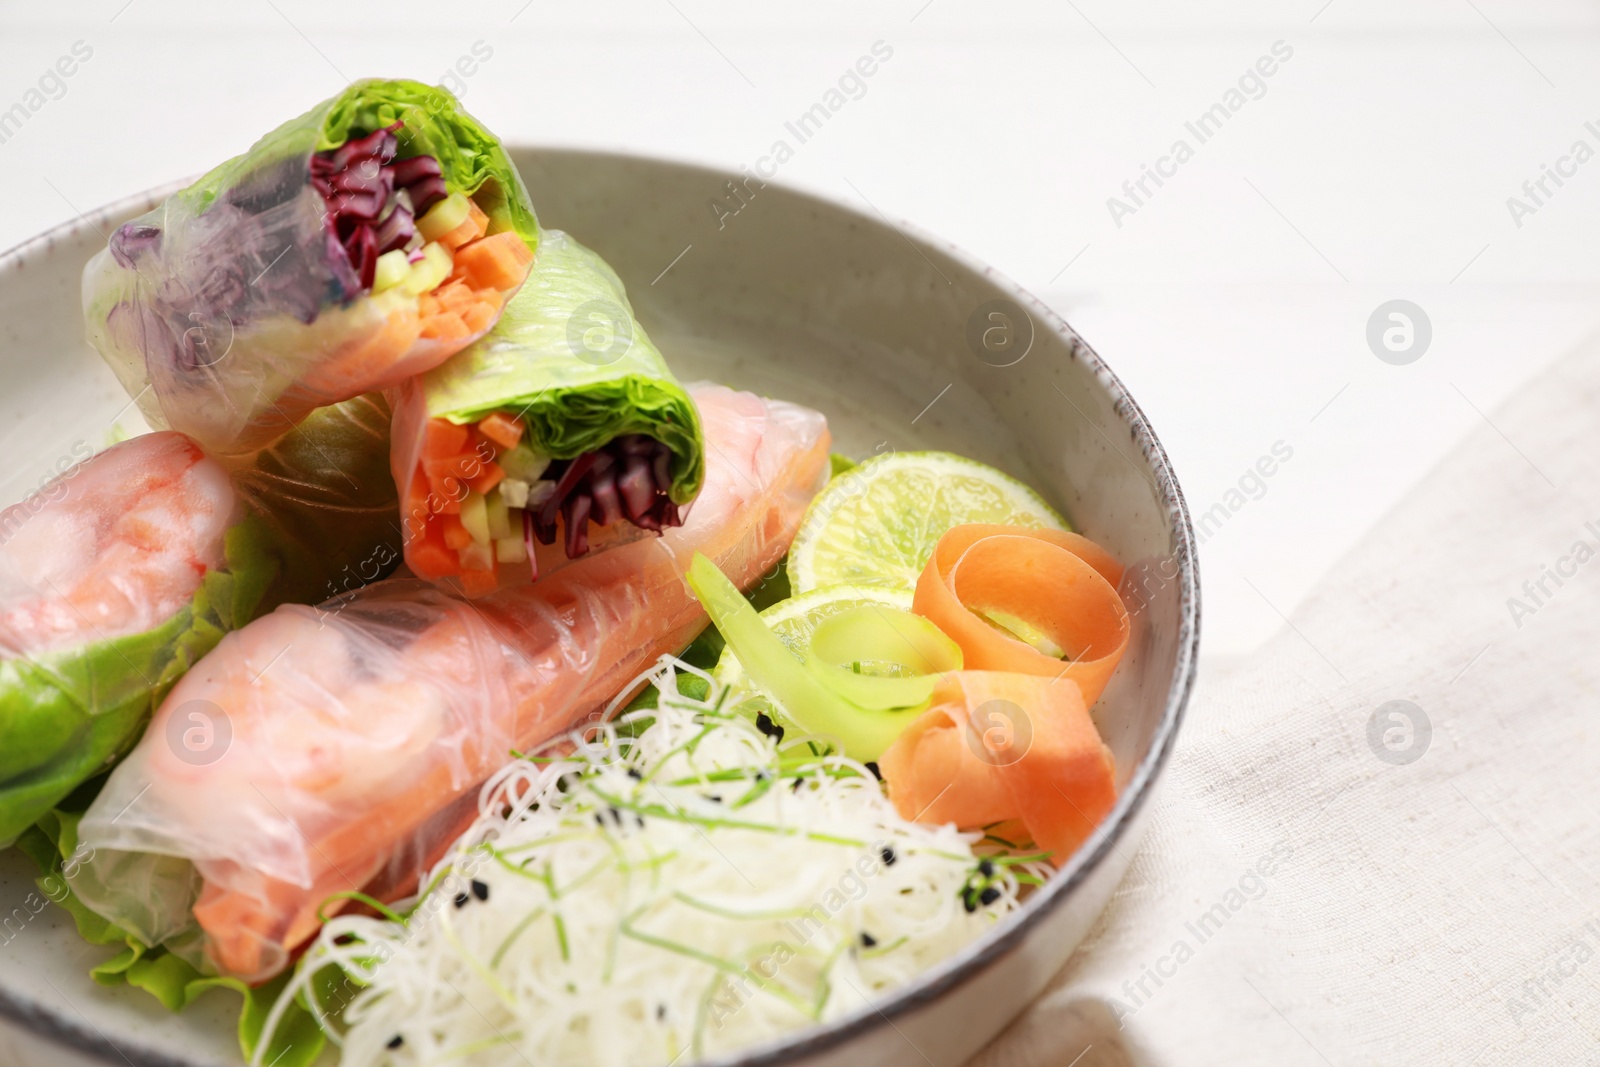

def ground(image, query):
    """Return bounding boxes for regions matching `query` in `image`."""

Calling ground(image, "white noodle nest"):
[261,656,1031,1067]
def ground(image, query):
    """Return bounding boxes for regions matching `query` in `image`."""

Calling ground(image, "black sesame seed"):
[978,859,995,877]
[387,1034,405,1049]
[860,932,877,947]
[979,886,1001,906]
[656,1004,667,1021]
[636,814,646,828]
[864,761,881,780]
[627,768,643,780]
[453,892,470,909]
[471,879,490,902]
[881,846,897,867]
[962,892,978,914]
[754,712,786,743]
[707,795,722,804]
[791,778,805,792]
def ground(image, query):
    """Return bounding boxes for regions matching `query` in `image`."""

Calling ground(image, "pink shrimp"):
[74,384,830,981]
[0,433,235,658]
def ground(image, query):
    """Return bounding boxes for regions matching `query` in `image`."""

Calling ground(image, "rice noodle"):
[263,655,1038,1067]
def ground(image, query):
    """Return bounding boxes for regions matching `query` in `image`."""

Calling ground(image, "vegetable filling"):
[406,411,685,594]
[103,121,533,378]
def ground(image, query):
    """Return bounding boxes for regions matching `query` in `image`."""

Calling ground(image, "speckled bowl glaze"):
[0,148,1198,1067]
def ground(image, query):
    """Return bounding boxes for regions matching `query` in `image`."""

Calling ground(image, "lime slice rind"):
[787,450,1068,596]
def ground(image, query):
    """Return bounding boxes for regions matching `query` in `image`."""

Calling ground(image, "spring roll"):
[84,79,538,456]
[0,396,398,846]
[393,230,705,596]
[73,384,828,981]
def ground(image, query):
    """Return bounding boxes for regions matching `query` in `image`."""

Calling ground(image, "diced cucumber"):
[495,536,527,564]
[485,489,512,540]
[371,249,411,293]
[417,192,471,242]
[460,491,491,544]
[500,478,530,509]
[498,442,550,483]
[399,242,454,297]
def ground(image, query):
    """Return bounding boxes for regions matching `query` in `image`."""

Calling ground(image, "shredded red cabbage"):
[101,126,450,378]
[309,121,443,291]
[529,435,685,561]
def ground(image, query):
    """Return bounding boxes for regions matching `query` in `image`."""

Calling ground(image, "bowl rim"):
[0,145,1200,1067]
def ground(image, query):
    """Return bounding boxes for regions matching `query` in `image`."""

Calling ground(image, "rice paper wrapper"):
[0,396,399,847]
[393,230,705,583]
[83,79,538,457]
[72,384,828,981]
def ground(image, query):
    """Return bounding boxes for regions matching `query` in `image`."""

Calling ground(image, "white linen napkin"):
[973,333,1600,1066]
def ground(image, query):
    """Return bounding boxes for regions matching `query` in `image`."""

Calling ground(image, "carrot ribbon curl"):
[911,523,1128,705]
[882,524,1131,865]
[879,671,1117,867]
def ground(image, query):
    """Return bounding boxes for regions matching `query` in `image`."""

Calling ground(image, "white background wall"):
[3,0,1597,657]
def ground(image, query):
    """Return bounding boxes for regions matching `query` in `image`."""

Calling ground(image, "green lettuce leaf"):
[0,522,273,847]
[418,230,705,504]
[178,78,537,254]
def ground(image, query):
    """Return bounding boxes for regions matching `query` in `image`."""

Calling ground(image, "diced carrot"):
[459,568,499,598]
[466,427,500,460]
[440,514,473,551]
[477,412,525,449]
[423,467,470,510]
[407,521,458,579]
[423,454,465,492]
[420,310,470,342]
[461,297,498,334]
[404,469,430,521]
[453,231,534,292]
[418,293,442,319]
[421,418,470,462]
[403,473,441,543]
[436,199,490,250]
[299,303,423,398]
[466,461,505,496]
[434,280,476,312]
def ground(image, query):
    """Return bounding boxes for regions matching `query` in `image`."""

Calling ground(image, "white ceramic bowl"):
[0,148,1198,1067]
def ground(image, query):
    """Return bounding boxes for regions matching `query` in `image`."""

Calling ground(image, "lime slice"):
[787,451,1068,594]
[712,586,913,704]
